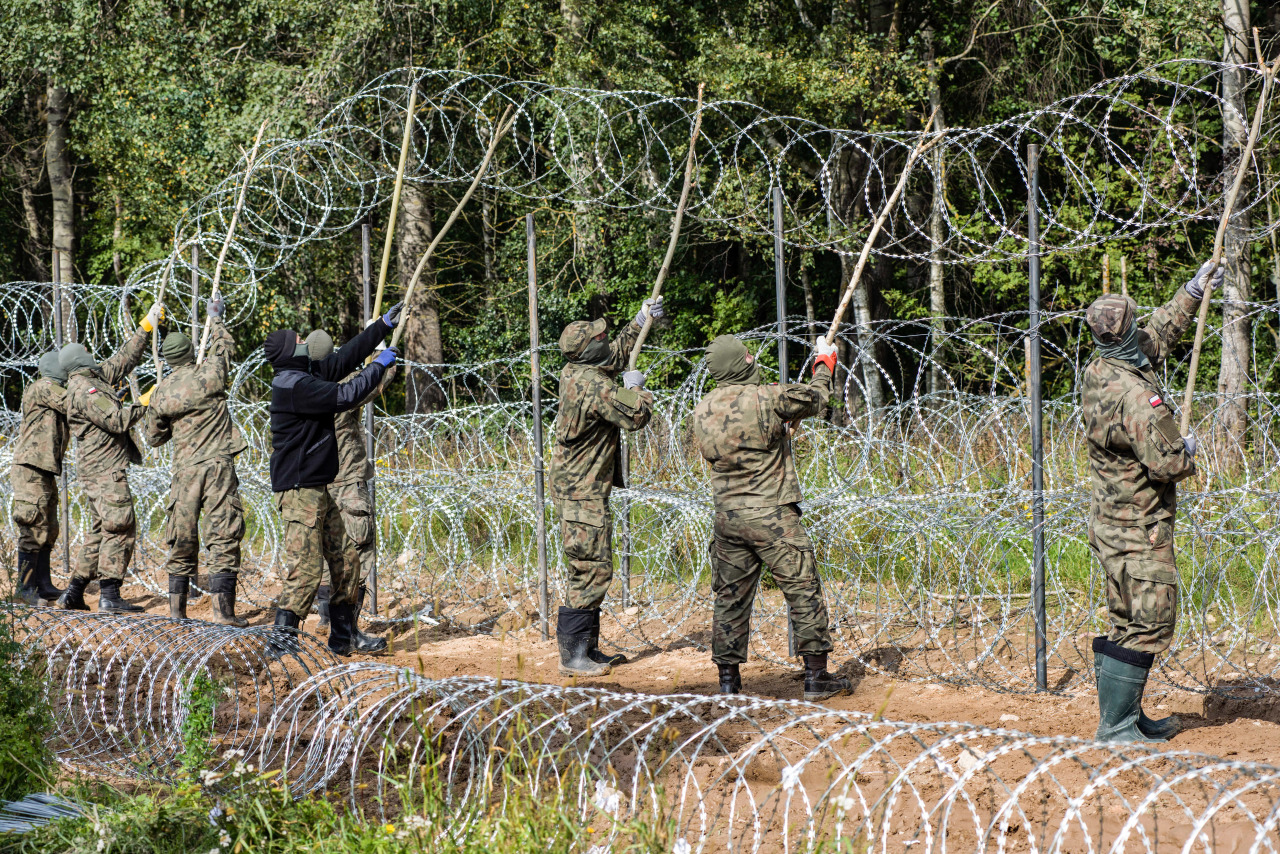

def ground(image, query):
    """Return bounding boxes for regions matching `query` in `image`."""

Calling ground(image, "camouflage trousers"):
[275,486,358,615]
[74,468,136,583]
[710,503,832,665]
[326,479,375,587]
[557,497,613,610]
[10,463,59,552]
[1089,516,1179,655]
[164,457,245,579]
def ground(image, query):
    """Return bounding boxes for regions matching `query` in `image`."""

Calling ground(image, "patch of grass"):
[0,606,54,801]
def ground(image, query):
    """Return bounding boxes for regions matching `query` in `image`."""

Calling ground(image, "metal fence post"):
[53,255,71,580]
[1027,143,1048,692]
[774,185,797,658]
[362,223,377,614]
[528,213,550,640]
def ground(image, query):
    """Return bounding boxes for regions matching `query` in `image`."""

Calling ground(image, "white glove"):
[634,296,665,327]
[206,295,225,319]
[141,303,165,333]
[622,370,645,390]
[1185,261,1224,300]
[815,339,838,359]
[1182,433,1197,458]
[812,338,838,375]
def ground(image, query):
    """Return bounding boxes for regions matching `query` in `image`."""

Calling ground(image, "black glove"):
[382,302,404,327]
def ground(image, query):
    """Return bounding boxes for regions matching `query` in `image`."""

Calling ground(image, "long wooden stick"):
[389,105,516,351]
[373,73,420,321]
[628,82,705,372]
[151,240,182,375]
[825,112,940,346]
[1179,43,1280,433]
[197,119,269,362]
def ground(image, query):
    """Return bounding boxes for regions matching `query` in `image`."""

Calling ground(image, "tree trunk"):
[925,34,948,399]
[799,258,816,346]
[1219,0,1251,448]
[398,182,446,413]
[482,187,496,296]
[46,83,74,283]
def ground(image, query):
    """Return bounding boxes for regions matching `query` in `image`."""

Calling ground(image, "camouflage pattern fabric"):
[74,469,136,583]
[65,329,149,478]
[335,405,375,484]
[10,463,59,552]
[331,479,374,584]
[13,377,69,475]
[275,486,358,615]
[1089,518,1178,654]
[143,319,247,463]
[163,458,245,579]
[557,497,614,609]
[692,363,833,510]
[709,504,832,664]
[549,320,652,501]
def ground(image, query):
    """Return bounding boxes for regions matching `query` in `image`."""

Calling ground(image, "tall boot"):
[57,576,90,611]
[97,579,143,613]
[269,608,302,657]
[587,608,627,667]
[1093,637,1171,743]
[352,585,385,650]
[35,550,63,601]
[15,552,40,606]
[328,601,387,656]
[718,662,742,695]
[558,606,610,677]
[314,585,331,628]
[168,575,189,620]
[802,653,852,702]
[1091,639,1178,741]
[208,573,248,627]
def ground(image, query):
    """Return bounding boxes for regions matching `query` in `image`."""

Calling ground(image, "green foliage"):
[178,672,221,779]
[0,608,54,802]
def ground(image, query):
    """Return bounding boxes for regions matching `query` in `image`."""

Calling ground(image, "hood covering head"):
[1086,294,1150,370]
[38,351,67,383]
[305,329,334,361]
[706,334,761,385]
[559,319,612,366]
[161,332,195,367]
[59,343,98,375]
[264,329,309,371]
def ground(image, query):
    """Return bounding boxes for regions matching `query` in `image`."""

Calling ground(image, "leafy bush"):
[0,607,54,801]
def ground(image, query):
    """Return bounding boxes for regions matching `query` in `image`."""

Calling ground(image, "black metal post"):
[191,245,200,343]
[527,213,550,640]
[1028,143,1047,692]
[774,185,797,658]
[362,223,377,614]
[53,255,70,580]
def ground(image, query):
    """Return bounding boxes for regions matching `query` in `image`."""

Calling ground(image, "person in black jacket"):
[263,302,401,655]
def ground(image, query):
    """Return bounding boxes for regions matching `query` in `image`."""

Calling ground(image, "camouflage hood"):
[305,329,334,361]
[706,335,761,385]
[1086,295,1150,370]
[38,351,67,383]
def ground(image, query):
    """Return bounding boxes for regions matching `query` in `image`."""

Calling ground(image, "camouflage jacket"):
[13,377,69,475]
[334,367,392,485]
[143,319,246,464]
[550,321,653,500]
[1082,288,1199,526]
[692,363,833,511]
[66,329,150,477]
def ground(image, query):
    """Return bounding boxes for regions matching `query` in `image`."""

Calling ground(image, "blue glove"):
[373,347,398,369]
[382,302,404,327]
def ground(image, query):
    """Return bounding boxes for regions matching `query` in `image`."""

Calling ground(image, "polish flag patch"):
[1149,395,1162,407]
[88,387,97,394]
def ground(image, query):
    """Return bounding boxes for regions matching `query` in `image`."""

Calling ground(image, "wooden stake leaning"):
[389,105,516,351]
[1179,45,1280,434]
[373,73,420,321]
[197,119,269,363]
[628,82,706,373]
[824,112,940,346]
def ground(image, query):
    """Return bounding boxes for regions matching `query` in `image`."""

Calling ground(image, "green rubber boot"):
[1092,639,1179,741]
[1093,638,1168,744]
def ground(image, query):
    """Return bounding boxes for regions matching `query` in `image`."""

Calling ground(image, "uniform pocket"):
[560,501,605,528]
[226,493,246,541]
[278,491,322,528]
[1126,559,1178,586]
[98,472,135,535]
[11,501,40,527]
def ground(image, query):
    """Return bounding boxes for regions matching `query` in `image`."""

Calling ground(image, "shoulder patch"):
[88,387,97,394]
[1149,395,1162,407]
[612,386,641,412]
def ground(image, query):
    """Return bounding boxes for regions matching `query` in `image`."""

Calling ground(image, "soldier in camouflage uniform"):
[549,299,662,677]
[304,328,390,651]
[1082,260,1220,742]
[57,303,165,612]
[10,351,70,604]
[691,334,852,701]
[143,296,249,626]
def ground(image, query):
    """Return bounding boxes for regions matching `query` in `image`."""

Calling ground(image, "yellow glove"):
[138,386,154,407]
[141,303,165,334]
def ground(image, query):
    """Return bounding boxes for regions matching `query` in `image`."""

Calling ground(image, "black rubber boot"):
[16,552,40,605]
[35,550,63,601]
[802,653,853,702]
[558,606,610,677]
[168,575,189,620]
[352,586,385,650]
[314,585,331,628]
[269,609,302,657]
[587,608,627,667]
[98,579,143,613]
[57,576,90,611]
[208,573,248,627]
[328,602,388,656]
[1093,638,1170,743]
[718,663,742,695]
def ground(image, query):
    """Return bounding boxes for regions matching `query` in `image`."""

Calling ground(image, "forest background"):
[1,0,1276,416]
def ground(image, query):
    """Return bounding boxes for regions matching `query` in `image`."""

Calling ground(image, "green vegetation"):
[0,608,54,803]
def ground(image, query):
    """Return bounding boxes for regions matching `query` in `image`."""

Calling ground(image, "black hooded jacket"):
[266,319,390,492]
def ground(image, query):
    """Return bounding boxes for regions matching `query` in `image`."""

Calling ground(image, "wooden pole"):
[389,105,516,352]
[152,241,182,376]
[1180,44,1280,434]
[824,113,940,345]
[362,223,377,615]
[1120,255,1128,298]
[373,73,420,321]
[1101,253,1111,294]
[628,83,705,372]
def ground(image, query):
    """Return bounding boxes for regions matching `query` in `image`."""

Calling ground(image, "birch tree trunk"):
[46,83,74,283]
[398,182,446,413]
[1219,0,1252,448]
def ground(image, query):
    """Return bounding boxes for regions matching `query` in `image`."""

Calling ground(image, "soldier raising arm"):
[1082,260,1219,743]
[143,295,250,625]
[57,303,163,613]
